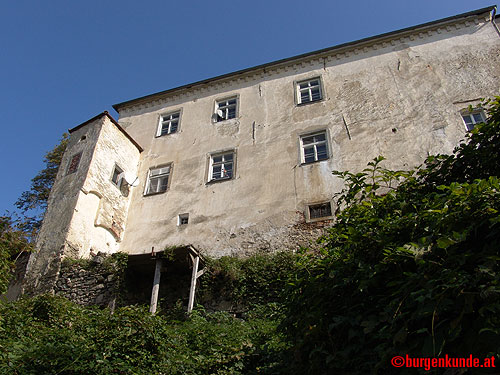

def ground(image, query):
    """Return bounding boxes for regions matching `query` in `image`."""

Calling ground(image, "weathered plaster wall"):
[65,116,141,258]
[23,115,141,294]
[22,118,102,294]
[115,14,500,258]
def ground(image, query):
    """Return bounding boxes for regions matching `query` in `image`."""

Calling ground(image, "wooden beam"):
[187,255,200,313]
[149,258,162,315]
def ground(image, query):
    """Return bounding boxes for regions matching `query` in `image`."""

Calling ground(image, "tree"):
[15,133,68,234]
[0,216,31,294]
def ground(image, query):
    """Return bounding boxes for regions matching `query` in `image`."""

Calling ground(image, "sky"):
[0,0,496,216]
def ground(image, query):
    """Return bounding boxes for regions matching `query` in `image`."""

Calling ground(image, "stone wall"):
[54,253,126,308]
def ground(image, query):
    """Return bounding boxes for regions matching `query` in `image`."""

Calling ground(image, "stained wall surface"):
[23,115,141,294]
[111,14,500,257]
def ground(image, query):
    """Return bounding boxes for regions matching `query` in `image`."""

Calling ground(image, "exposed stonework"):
[54,253,126,307]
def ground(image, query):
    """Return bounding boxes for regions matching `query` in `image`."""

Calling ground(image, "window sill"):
[143,191,167,197]
[206,177,233,185]
[306,216,334,224]
[300,158,329,166]
[297,99,323,107]
[214,117,239,124]
[155,132,178,138]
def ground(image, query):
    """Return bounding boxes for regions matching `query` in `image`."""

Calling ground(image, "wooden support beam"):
[187,255,200,313]
[149,258,162,315]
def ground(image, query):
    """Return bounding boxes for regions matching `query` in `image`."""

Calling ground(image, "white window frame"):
[178,213,189,226]
[300,131,329,164]
[461,109,486,131]
[296,77,323,105]
[144,164,172,195]
[111,164,124,188]
[214,97,238,122]
[156,111,181,137]
[208,150,235,182]
[306,202,333,222]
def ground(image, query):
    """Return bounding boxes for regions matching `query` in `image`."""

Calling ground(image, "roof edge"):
[69,111,144,152]
[113,6,495,112]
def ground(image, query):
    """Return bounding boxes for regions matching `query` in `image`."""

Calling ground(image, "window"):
[215,97,237,122]
[461,110,486,131]
[111,165,124,187]
[145,165,171,195]
[157,111,180,136]
[308,202,332,220]
[300,131,329,164]
[209,151,234,182]
[67,152,82,175]
[178,213,189,226]
[296,78,322,104]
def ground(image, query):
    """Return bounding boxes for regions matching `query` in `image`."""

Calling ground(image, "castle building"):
[21,7,500,300]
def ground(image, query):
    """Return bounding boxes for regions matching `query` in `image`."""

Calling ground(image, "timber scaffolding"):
[125,245,205,314]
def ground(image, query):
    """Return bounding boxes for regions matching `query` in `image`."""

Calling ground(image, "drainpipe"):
[491,6,500,38]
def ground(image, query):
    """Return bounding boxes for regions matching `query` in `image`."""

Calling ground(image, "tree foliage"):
[15,133,68,233]
[0,216,31,294]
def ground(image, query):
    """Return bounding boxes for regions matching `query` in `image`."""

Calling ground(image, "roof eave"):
[112,5,496,113]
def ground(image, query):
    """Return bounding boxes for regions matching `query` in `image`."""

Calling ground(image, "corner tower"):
[22,112,142,295]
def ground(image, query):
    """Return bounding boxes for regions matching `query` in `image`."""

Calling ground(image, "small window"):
[296,78,322,105]
[209,151,235,182]
[461,110,486,131]
[67,152,82,175]
[157,111,180,136]
[300,131,329,164]
[308,202,332,220]
[178,213,189,226]
[215,97,237,122]
[145,165,171,195]
[111,165,124,187]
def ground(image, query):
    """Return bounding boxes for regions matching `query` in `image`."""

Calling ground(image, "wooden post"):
[187,254,199,313]
[149,257,162,315]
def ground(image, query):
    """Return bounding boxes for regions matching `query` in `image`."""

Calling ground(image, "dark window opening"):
[309,202,332,219]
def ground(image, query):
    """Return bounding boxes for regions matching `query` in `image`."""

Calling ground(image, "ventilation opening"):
[178,213,189,226]
[308,202,332,220]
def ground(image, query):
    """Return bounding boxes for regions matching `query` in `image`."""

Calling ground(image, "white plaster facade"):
[23,7,500,292]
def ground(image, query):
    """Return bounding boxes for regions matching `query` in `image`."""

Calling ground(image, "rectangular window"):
[300,131,329,164]
[111,165,123,187]
[461,110,485,131]
[209,151,234,182]
[145,165,171,195]
[178,213,189,226]
[296,78,322,105]
[157,111,180,136]
[308,202,332,220]
[67,152,82,175]
[215,97,237,122]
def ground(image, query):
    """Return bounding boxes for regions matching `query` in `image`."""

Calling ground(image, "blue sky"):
[0,0,495,216]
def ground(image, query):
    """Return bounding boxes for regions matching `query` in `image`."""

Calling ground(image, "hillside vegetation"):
[1,98,499,374]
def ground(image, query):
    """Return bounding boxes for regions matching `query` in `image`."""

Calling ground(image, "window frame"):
[306,201,333,222]
[207,150,236,183]
[110,164,124,188]
[461,109,486,131]
[214,96,238,122]
[66,152,83,175]
[144,164,172,196]
[156,110,181,137]
[299,130,330,165]
[295,77,324,105]
[178,213,189,226]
